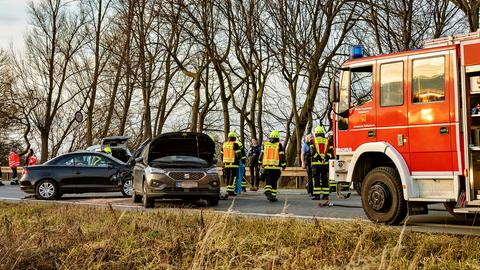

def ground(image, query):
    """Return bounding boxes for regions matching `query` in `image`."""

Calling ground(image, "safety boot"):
[269,196,278,202]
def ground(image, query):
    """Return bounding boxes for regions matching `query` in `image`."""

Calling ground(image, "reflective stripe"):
[224,164,239,168]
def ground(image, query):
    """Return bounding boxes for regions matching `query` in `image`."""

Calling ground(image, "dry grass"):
[0,202,479,270]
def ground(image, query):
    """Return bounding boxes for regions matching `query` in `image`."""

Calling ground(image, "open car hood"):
[101,136,130,147]
[147,132,215,164]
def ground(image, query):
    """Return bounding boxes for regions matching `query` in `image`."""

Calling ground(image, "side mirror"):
[329,77,339,103]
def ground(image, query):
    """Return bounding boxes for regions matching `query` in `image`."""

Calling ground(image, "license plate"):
[176,181,198,188]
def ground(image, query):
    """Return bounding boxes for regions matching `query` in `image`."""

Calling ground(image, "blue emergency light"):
[350,45,364,59]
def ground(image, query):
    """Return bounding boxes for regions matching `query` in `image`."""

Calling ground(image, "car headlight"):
[146,167,166,175]
[207,167,219,174]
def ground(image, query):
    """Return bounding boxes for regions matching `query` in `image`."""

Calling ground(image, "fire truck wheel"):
[361,167,407,225]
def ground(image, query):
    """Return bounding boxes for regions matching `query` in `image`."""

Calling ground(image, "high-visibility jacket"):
[259,141,286,170]
[9,151,20,168]
[311,136,333,165]
[237,141,247,163]
[222,141,242,168]
[27,155,37,166]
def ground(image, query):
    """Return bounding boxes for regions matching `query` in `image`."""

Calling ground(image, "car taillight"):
[22,168,28,175]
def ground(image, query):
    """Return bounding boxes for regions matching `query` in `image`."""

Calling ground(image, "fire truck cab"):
[329,31,480,225]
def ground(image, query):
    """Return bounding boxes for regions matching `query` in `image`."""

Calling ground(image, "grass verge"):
[0,202,479,269]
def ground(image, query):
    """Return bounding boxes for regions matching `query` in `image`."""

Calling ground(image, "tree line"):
[0,0,475,164]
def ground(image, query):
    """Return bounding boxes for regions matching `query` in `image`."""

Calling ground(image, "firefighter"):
[326,132,336,193]
[9,144,20,185]
[222,131,242,197]
[237,138,248,192]
[25,149,38,166]
[310,126,333,202]
[258,130,286,202]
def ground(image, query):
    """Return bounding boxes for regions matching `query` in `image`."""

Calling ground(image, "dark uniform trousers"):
[263,169,281,198]
[225,167,238,194]
[312,164,329,197]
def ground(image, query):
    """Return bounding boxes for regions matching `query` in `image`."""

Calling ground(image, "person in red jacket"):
[9,145,21,185]
[25,149,37,166]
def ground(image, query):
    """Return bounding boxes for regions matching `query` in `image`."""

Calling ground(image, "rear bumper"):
[19,175,35,193]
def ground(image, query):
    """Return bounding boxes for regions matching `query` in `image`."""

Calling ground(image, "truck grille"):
[167,171,206,181]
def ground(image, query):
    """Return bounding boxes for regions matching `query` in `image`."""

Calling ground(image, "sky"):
[0,0,31,52]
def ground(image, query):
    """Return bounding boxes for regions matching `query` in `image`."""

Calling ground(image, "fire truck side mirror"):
[329,77,339,103]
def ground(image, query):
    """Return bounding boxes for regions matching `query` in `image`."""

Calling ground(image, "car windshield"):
[150,155,209,168]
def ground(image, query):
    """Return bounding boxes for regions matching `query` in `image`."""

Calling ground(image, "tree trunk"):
[40,129,49,163]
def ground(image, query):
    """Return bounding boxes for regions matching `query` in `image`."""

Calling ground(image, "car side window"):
[55,156,76,166]
[88,155,109,167]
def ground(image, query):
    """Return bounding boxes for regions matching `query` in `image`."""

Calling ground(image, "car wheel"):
[121,178,133,197]
[206,197,219,206]
[142,183,154,208]
[361,167,407,225]
[132,190,142,203]
[35,179,58,200]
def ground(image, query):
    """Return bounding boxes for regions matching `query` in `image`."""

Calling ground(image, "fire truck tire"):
[361,167,407,225]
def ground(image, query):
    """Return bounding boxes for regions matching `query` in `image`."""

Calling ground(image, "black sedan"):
[19,151,133,200]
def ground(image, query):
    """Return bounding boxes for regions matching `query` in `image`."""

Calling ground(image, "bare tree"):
[14,0,87,162]
[451,0,480,31]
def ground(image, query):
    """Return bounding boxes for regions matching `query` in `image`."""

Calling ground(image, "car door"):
[72,153,119,192]
[132,145,149,192]
[50,155,76,192]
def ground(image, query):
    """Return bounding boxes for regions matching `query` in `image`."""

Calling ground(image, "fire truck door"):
[338,64,376,151]
[407,52,453,172]
[375,60,410,166]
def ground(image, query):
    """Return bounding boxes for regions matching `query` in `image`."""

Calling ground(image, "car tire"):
[142,183,154,208]
[361,167,407,225]
[132,191,142,203]
[35,179,58,200]
[206,197,219,206]
[121,178,133,197]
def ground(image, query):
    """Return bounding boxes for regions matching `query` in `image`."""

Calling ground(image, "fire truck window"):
[338,70,350,130]
[412,56,445,103]
[338,70,350,113]
[380,62,404,107]
[350,66,373,107]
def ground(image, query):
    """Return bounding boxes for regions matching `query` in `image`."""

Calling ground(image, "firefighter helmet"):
[228,131,237,138]
[314,126,325,135]
[269,130,280,139]
[103,147,112,154]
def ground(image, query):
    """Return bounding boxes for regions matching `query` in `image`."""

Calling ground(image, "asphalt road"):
[1,181,479,236]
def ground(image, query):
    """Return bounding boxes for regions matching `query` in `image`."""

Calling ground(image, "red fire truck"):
[329,31,480,225]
